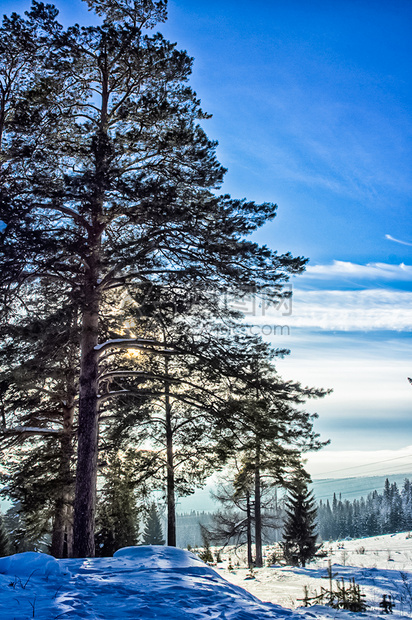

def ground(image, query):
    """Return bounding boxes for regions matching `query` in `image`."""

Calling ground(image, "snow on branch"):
[97,389,163,404]
[35,203,90,229]
[98,370,180,384]
[94,338,177,356]
[1,426,61,436]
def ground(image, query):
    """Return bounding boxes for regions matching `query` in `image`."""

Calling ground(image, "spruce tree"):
[282,481,318,567]
[142,503,165,545]
[95,451,140,556]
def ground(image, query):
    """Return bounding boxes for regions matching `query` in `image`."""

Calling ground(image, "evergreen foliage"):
[198,527,213,563]
[0,512,9,556]
[3,503,50,553]
[207,467,282,568]
[317,478,412,540]
[95,452,140,556]
[142,503,165,545]
[301,563,367,612]
[282,481,318,567]
[0,0,329,558]
[0,282,79,557]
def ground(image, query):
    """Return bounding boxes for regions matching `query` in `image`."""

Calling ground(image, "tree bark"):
[51,494,66,559]
[72,57,108,557]
[73,279,101,557]
[165,375,176,546]
[254,447,263,567]
[51,381,75,557]
[246,490,253,568]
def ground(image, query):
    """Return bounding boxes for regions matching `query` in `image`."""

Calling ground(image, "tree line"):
[317,478,412,540]
[0,0,329,559]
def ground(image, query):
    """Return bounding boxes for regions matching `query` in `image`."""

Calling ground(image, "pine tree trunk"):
[72,62,108,557]
[51,495,66,559]
[73,279,101,557]
[165,377,176,546]
[51,398,75,557]
[246,490,253,568]
[254,448,263,567]
[65,501,74,557]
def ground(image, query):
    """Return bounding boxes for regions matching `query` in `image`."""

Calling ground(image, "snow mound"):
[0,551,67,577]
[114,545,207,571]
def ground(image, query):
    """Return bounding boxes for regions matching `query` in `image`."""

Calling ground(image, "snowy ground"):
[215,532,412,617]
[0,533,412,619]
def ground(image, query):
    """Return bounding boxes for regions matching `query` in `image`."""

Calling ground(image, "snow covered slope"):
[0,545,298,619]
[218,531,412,616]
[1,536,412,619]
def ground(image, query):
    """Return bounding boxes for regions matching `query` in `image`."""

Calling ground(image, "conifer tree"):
[95,451,140,556]
[216,375,328,566]
[0,512,9,557]
[282,480,318,567]
[0,0,308,558]
[0,282,78,557]
[142,503,165,545]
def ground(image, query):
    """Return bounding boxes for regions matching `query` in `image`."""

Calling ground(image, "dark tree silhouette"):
[142,503,165,545]
[282,481,318,567]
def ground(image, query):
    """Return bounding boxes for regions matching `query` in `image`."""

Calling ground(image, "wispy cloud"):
[249,261,412,331]
[385,234,412,247]
[302,260,412,282]
[260,289,412,331]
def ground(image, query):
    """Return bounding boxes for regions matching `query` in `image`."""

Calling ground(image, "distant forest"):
[175,478,412,548]
[317,478,412,540]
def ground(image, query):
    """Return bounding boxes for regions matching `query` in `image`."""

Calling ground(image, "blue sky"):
[162,0,412,476]
[3,0,412,478]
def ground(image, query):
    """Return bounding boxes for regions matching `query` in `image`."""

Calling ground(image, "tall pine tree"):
[1,0,308,557]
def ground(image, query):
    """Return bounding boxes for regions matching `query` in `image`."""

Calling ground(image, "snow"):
[94,337,158,351]
[2,426,60,434]
[0,535,412,619]
[216,531,412,617]
[0,551,68,577]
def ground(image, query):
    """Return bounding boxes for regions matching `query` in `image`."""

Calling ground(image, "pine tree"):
[142,503,165,545]
[282,481,318,567]
[216,377,328,566]
[0,283,78,557]
[0,0,307,557]
[3,503,49,553]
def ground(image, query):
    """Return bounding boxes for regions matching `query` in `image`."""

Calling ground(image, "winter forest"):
[1,1,412,618]
[0,0,410,588]
[317,478,412,541]
[0,0,331,565]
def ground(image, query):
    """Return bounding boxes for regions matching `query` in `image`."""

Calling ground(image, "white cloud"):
[260,288,412,331]
[302,260,412,282]
[385,234,412,247]
[254,260,412,331]
[306,445,412,480]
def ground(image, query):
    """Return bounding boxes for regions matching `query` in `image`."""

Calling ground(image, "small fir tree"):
[142,504,165,546]
[198,527,214,563]
[282,480,318,567]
